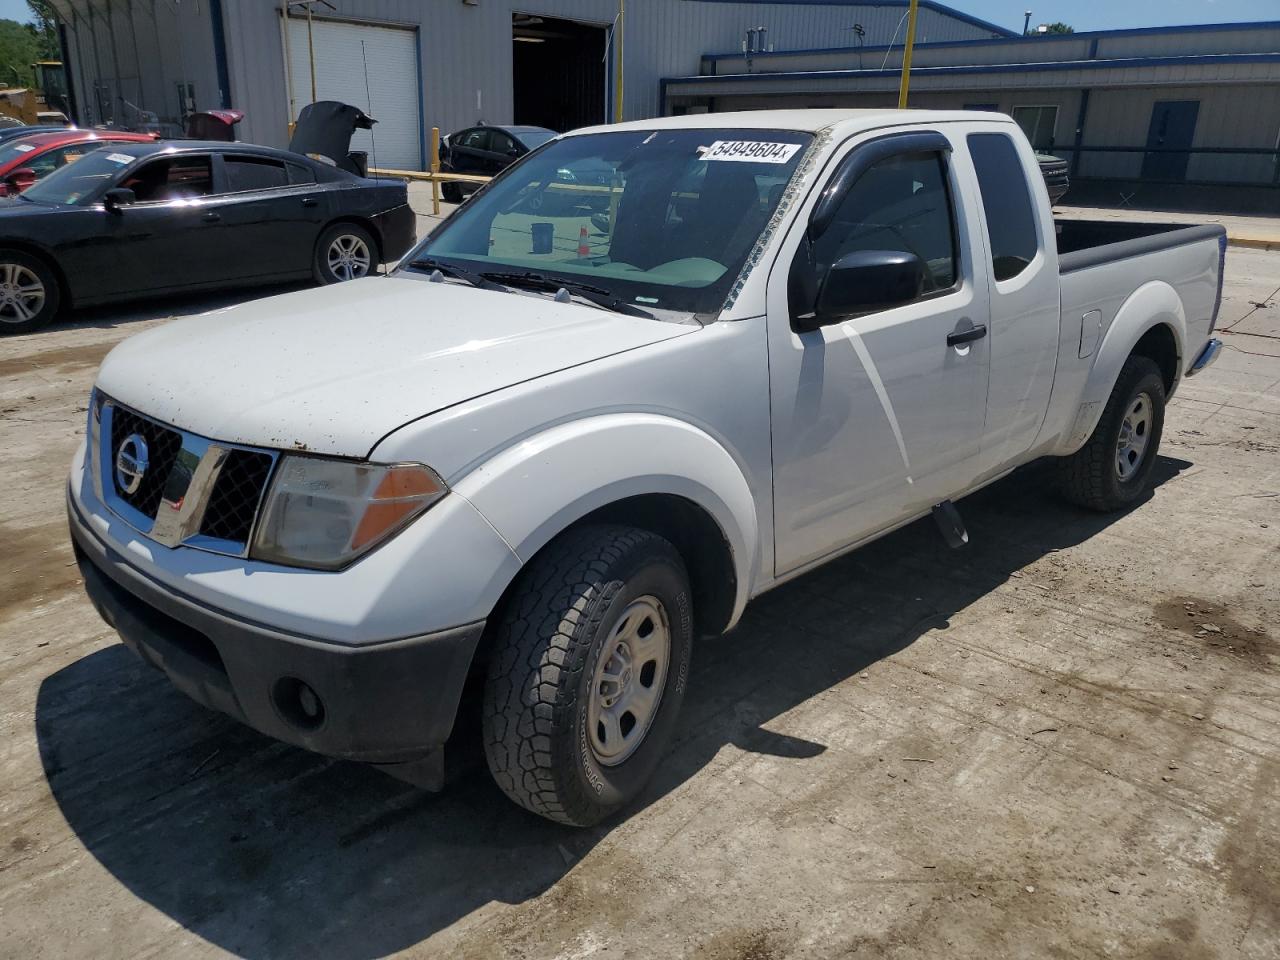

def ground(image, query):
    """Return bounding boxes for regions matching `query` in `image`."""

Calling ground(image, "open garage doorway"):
[512,13,607,134]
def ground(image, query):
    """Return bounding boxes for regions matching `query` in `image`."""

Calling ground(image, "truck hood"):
[96,275,694,457]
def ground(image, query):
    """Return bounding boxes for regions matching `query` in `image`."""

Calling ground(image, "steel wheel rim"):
[0,262,45,325]
[587,595,671,767]
[327,234,371,281]
[1116,390,1153,481]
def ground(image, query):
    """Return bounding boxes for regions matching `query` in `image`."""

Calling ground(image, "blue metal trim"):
[209,0,232,109]
[414,26,427,170]
[683,0,1017,38]
[701,18,1280,60]
[663,52,1280,86]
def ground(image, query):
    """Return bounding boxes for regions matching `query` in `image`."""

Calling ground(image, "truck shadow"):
[34,455,1189,959]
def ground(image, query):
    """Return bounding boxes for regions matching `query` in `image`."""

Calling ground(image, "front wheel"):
[483,525,693,826]
[314,223,376,284]
[1058,355,1167,511]
[0,250,60,335]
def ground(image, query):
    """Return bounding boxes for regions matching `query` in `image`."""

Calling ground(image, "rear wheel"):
[482,525,693,826]
[1059,355,1167,511]
[441,181,463,204]
[314,223,376,284]
[0,250,59,335]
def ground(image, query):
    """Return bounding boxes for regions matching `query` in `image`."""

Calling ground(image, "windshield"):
[407,127,813,315]
[0,136,57,167]
[516,128,556,150]
[21,147,132,206]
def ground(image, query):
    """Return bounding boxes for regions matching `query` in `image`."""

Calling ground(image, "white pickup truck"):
[69,110,1225,825]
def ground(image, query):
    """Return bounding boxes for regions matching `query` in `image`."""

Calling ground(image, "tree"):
[0,19,42,87]
[27,1,59,58]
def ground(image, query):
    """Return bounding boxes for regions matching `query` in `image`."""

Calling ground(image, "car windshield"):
[20,147,133,206]
[407,127,813,315]
[0,135,57,167]
[516,128,556,150]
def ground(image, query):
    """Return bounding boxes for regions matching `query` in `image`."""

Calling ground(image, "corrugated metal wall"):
[179,0,1004,152]
[50,0,222,131]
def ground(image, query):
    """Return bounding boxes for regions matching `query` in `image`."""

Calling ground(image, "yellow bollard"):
[430,127,441,216]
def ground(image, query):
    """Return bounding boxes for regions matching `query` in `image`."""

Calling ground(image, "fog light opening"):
[272,676,326,730]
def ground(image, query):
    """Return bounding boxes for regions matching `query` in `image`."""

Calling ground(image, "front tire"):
[0,249,60,335]
[483,525,693,826]
[313,223,376,284]
[1059,355,1167,511]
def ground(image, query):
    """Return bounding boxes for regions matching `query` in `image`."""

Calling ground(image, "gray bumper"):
[69,491,484,783]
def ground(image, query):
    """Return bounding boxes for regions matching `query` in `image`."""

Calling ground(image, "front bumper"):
[69,492,484,780]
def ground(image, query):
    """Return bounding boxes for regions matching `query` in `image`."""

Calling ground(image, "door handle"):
[201,211,221,223]
[301,197,318,207]
[947,323,988,347]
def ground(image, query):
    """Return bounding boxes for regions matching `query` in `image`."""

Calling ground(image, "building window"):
[1011,105,1059,151]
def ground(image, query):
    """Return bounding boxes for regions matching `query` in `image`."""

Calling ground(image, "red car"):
[0,130,158,197]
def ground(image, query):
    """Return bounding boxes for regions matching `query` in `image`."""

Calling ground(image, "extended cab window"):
[224,156,289,192]
[967,133,1038,281]
[812,150,957,295]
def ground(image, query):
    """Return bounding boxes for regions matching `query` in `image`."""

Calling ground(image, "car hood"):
[96,275,694,457]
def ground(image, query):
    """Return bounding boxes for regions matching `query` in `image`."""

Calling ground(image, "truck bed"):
[1054,219,1224,274]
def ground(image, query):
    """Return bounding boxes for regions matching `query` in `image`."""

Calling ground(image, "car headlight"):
[251,456,447,570]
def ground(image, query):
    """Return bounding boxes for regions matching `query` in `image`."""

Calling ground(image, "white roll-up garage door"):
[285,17,422,170]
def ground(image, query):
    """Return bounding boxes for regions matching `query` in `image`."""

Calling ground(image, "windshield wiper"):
[482,271,654,319]
[407,257,509,292]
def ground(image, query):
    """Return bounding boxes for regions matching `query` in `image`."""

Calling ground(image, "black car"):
[0,140,415,334]
[438,124,557,202]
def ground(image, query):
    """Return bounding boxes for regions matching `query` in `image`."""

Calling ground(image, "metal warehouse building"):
[664,19,1280,209]
[43,1,1280,208]
[44,0,1009,170]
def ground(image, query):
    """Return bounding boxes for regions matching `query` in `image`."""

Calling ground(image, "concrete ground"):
[0,237,1277,958]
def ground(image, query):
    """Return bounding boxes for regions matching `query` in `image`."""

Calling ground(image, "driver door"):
[767,129,992,574]
[91,153,222,296]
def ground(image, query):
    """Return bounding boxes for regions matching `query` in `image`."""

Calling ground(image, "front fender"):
[1062,280,1186,451]
[451,413,760,629]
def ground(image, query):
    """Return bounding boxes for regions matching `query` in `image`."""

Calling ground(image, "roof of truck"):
[573,109,1015,137]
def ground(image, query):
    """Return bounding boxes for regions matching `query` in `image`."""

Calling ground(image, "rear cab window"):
[967,132,1040,282]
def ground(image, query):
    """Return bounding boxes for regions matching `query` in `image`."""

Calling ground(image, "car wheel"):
[1059,355,1166,511]
[314,223,376,284]
[0,250,59,335]
[483,524,693,826]
[441,181,463,204]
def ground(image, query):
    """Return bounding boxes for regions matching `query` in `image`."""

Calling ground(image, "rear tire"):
[313,223,376,284]
[482,525,693,826]
[1059,355,1166,511]
[0,249,60,335]
[441,181,463,204]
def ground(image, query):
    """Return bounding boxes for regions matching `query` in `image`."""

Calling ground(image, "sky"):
[959,0,1277,32]
[0,0,1275,31]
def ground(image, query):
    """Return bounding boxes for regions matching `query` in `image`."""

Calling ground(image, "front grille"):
[109,405,184,519]
[199,450,275,543]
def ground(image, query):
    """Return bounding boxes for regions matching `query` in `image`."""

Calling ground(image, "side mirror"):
[5,167,36,194]
[103,187,137,212]
[799,250,925,330]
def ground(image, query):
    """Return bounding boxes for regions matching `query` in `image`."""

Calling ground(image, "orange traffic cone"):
[578,226,590,257]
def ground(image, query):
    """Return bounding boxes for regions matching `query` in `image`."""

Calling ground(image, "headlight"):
[251,457,447,570]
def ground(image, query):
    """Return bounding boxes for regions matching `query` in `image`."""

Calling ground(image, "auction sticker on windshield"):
[703,140,802,163]
[104,153,133,164]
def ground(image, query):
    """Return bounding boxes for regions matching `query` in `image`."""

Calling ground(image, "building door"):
[1142,100,1199,182]
[512,14,607,132]
[284,17,422,170]
[1011,105,1058,151]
